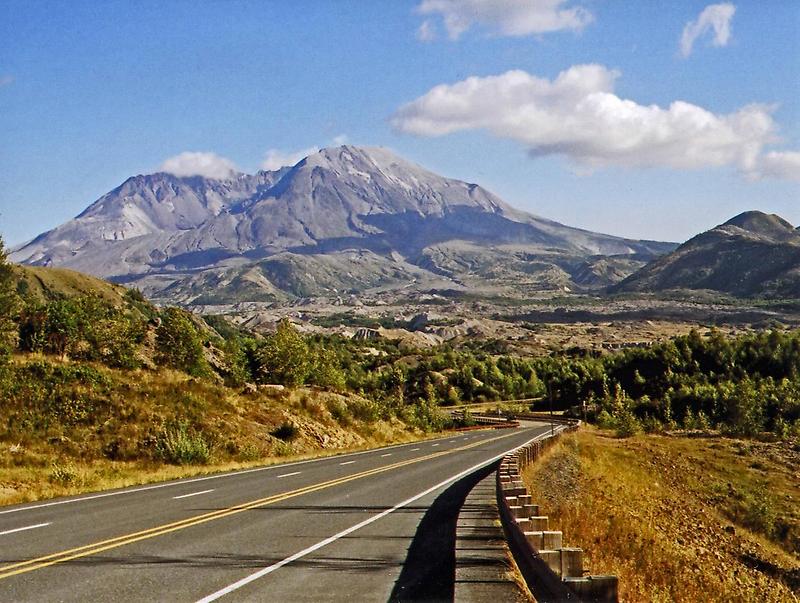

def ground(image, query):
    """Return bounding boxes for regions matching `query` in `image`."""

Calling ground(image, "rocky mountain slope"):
[12,146,674,304]
[614,211,800,298]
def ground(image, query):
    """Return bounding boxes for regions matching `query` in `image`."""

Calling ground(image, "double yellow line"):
[0,429,519,580]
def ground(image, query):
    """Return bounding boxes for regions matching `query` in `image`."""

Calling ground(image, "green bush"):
[49,461,79,485]
[0,237,19,360]
[348,397,380,422]
[155,308,210,377]
[327,398,351,425]
[155,421,211,465]
[615,408,641,438]
[249,319,311,386]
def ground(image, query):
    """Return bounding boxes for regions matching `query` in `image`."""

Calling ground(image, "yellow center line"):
[0,429,521,580]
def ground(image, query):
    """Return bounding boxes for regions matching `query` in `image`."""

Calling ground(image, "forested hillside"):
[2,235,800,505]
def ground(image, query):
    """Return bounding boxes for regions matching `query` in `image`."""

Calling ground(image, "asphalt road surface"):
[0,423,554,602]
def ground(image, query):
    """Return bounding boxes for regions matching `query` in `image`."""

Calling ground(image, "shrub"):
[615,408,641,438]
[249,319,311,386]
[49,461,79,485]
[155,421,211,465]
[271,422,299,441]
[327,398,351,425]
[155,308,210,377]
[0,237,19,360]
[348,396,381,422]
[596,410,616,430]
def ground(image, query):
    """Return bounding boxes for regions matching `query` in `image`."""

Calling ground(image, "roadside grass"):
[0,355,445,506]
[522,427,799,602]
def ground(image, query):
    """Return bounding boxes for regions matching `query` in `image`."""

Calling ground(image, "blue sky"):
[1,0,798,246]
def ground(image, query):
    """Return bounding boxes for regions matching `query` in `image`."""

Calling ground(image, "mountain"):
[12,145,675,304]
[614,211,800,298]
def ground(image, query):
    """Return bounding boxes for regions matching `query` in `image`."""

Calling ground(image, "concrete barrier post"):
[560,547,583,578]
[564,575,619,602]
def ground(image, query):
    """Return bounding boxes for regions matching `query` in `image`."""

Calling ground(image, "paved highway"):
[0,423,552,602]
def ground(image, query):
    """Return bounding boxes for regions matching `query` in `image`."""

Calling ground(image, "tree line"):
[2,236,799,439]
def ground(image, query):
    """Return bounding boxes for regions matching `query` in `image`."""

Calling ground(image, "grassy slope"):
[14,265,129,305]
[0,355,430,507]
[523,428,799,602]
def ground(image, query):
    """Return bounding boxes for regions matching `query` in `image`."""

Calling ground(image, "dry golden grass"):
[0,356,449,507]
[522,427,799,602]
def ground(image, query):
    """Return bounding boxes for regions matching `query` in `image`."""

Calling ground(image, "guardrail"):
[512,412,579,425]
[449,411,520,429]
[496,424,619,602]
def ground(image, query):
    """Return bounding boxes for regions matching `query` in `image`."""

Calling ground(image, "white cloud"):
[751,151,800,181]
[680,3,736,58]
[261,146,320,171]
[160,151,239,179]
[392,64,799,180]
[417,19,437,42]
[261,136,350,171]
[0,75,14,87]
[416,0,592,40]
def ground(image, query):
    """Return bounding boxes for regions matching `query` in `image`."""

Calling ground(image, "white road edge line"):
[339,461,356,466]
[0,428,488,516]
[0,522,51,536]
[277,472,301,478]
[172,489,215,500]
[195,427,559,603]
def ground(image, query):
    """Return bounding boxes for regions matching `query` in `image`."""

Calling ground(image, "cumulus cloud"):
[391,64,799,180]
[160,151,239,179]
[261,146,320,171]
[680,3,736,58]
[416,0,592,39]
[752,151,800,181]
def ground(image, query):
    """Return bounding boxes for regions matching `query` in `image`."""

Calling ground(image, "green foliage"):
[249,319,311,386]
[307,346,346,390]
[155,307,210,377]
[535,328,800,437]
[0,236,20,361]
[49,461,79,485]
[155,420,212,465]
[615,408,642,438]
[17,295,144,368]
[731,482,779,539]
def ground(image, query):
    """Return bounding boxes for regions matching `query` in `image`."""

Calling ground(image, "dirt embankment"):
[523,428,799,602]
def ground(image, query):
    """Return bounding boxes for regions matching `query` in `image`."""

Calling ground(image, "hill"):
[524,429,799,601]
[11,146,674,305]
[614,211,800,298]
[13,264,130,305]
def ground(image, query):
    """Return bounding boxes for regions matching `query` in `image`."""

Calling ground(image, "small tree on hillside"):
[0,237,20,360]
[155,307,210,377]
[250,319,310,386]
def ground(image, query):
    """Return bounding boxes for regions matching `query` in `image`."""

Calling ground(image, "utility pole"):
[548,380,554,436]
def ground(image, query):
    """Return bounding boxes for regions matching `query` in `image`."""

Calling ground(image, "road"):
[0,423,552,602]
